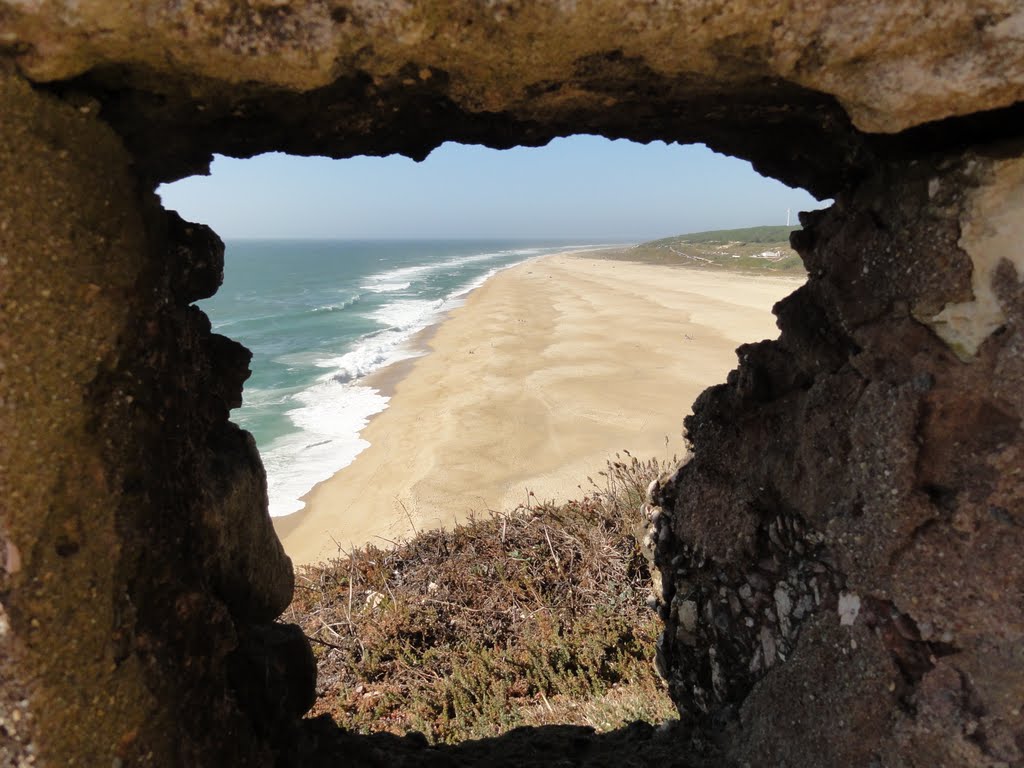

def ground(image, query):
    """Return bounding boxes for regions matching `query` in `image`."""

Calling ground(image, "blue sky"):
[158,136,825,241]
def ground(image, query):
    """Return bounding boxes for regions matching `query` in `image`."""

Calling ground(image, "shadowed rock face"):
[4,0,1024,191]
[645,146,1024,766]
[1,3,1022,766]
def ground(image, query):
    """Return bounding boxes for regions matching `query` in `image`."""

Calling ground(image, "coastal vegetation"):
[283,453,678,743]
[606,224,804,272]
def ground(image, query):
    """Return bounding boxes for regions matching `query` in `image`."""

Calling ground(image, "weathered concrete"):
[0,1,1021,765]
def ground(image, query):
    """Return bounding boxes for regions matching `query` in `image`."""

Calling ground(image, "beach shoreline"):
[275,252,802,565]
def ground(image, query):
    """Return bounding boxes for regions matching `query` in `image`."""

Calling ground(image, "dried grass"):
[283,452,680,744]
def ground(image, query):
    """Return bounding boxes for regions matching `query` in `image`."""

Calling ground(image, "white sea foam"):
[313,256,540,389]
[368,298,445,329]
[210,312,277,331]
[312,294,361,312]
[262,382,389,517]
[365,247,541,286]
[316,327,426,384]
[362,281,411,293]
[239,385,305,409]
[363,261,439,284]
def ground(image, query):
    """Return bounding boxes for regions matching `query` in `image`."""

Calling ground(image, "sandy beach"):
[276,253,802,564]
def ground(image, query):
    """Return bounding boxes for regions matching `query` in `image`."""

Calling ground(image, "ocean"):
[199,239,601,517]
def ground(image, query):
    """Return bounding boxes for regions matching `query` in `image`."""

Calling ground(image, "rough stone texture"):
[927,156,1024,358]
[649,144,1024,766]
[3,0,1023,136]
[2,0,1023,195]
[0,67,158,766]
[0,69,300,766]
[0,1,1022,766]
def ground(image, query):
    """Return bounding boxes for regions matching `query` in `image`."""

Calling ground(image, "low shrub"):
[283,452,679,743]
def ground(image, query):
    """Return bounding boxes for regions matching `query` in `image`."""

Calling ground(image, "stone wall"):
[646,144,1024,766]
[1,2,1021,765]
[1,69,307,766]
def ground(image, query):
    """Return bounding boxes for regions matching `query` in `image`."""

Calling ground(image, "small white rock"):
[774,584,793,639]
[838,592,861,626]
[677,600,698,633]
[646,479,659,504]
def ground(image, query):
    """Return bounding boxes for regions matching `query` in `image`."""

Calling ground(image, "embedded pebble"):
[838,592,861,626]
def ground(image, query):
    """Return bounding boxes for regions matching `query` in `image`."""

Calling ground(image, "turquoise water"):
[199,239,600,516]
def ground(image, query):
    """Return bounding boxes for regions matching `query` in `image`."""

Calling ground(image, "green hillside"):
[645,224,798,246]
[597,225,804,273]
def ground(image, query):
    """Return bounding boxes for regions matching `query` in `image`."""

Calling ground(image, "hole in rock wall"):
[157,135,825,741]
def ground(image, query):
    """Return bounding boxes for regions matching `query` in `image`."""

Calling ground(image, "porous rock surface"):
[645,146,1024,766]
[0,2,1022,766]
